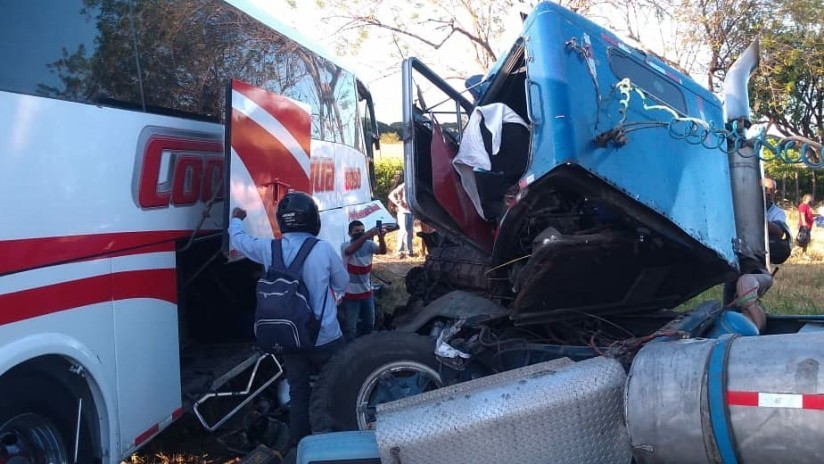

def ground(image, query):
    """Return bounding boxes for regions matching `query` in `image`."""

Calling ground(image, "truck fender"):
[396,290,510,333]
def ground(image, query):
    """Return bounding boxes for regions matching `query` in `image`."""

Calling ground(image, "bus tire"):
[0,374,95,463]
[310,332,443,432]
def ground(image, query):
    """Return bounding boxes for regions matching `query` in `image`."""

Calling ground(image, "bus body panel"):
[0,1,386,461]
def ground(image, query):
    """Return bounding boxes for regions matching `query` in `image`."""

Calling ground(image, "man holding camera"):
[341,220,387,342]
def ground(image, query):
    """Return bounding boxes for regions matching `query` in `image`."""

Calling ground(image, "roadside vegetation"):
[683,209,824,315]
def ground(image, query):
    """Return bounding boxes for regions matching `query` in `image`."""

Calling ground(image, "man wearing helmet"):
[228,191,348,445]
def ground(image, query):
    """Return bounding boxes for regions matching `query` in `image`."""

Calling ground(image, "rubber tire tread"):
[309,331,439,432]
[0,374,94,463]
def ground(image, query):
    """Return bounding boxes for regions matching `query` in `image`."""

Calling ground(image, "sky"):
[249,0,692,125]
[250,0,530,124]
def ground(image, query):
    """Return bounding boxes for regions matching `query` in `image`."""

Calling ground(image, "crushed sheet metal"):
[375,356,631,464]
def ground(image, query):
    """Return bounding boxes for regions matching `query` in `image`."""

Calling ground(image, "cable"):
[603,78,824,168]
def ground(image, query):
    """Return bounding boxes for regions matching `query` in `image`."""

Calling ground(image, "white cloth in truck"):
[453,103,528,220]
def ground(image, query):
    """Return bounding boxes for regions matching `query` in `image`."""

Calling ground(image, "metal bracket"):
[193,353,284,432]
[68,363,85,377]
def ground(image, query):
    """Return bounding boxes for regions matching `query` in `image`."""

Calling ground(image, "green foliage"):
[380,132,400,144]
[373,157,404,204]
[750,2,824,143]
[376,120,401,145]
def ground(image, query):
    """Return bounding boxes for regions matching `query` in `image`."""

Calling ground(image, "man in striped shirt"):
[341,220,387,342]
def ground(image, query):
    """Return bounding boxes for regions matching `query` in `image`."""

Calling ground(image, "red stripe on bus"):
[134,423,160,447]
[232,80,312,156]
[0,269,177,326]
[231,110,312,233]
[172,407,185,420]
[0,231,189,275]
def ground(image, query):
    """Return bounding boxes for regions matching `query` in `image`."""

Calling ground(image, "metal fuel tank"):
[626,332,824,464]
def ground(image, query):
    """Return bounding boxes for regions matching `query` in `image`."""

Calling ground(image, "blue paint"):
[297,431,380,463]
[707,336,740,464]
[510,2,737,268]
[707,311,760,338]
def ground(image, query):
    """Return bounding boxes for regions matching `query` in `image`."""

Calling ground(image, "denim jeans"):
[281,337,344,444]
[396,212,414,254]
[342,296,376,342]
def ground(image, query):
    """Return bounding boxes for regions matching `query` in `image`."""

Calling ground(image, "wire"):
[605,78,824,169]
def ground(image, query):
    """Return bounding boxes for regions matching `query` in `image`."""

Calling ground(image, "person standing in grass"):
[389,181,415,258]
[341,220,387,342]
[797,194,814,258]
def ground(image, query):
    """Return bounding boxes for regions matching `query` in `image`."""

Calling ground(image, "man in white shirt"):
[389,182,415,258]
[228,192,348,445]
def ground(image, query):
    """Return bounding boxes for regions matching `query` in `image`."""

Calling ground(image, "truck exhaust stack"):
[724,41,767,269]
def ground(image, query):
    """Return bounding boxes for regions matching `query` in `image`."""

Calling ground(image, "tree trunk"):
[795,171,800,205]
[782,173,787,203]
[812,171,816,202]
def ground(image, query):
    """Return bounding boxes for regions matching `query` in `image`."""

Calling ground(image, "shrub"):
[373,157,404,207]
[379,132,401,144]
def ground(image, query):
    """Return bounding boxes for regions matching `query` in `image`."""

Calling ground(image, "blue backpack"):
[254,238,323,354]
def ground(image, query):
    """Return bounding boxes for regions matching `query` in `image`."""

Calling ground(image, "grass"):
[682,208,824,315]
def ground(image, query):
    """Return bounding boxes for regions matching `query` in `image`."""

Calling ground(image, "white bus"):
[0,1,390,462]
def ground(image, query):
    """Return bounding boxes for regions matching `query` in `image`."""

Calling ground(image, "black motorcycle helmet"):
[276,191,321,236]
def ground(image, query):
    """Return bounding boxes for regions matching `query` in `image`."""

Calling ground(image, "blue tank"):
[707,310,760,338]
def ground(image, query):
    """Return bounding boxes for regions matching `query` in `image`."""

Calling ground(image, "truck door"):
[401,59,495,251]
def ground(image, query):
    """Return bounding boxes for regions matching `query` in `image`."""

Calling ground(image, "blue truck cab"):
[295,2,824,461]
[403,1,737,321]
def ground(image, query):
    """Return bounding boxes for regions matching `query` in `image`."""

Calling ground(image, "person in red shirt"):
[797,194,814,256]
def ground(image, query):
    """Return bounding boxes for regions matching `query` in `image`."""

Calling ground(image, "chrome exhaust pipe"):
[723,40,760,121]
[724,40,765,270]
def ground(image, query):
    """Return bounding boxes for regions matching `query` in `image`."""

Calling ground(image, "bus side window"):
[0,0,142,108]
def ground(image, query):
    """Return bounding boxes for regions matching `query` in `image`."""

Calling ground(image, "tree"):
[751,0,823,142]
[671,0,769,92]
[285,0,605,80]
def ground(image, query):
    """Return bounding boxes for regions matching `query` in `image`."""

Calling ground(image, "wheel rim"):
[355,361,443,430]
[0,413,69,464]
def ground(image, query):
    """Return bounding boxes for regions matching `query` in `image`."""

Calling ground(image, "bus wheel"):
[310,332,443,432]
[0,376,79,464]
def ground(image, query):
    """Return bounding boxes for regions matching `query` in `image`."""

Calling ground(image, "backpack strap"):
[289,238,328,332]
[268,239,286,278]
[288,237,319,274]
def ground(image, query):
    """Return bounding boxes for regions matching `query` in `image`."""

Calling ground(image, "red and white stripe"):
[132,407,185,449]
[231,86,311,176]
[727,391,824,410]
[0,241,177,326]
[230,79,312,188]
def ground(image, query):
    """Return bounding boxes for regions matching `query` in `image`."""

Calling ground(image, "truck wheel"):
[0,375,92,464]
[310,332,444,432]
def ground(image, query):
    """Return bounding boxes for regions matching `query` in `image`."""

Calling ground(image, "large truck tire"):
[310,332,443,432]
